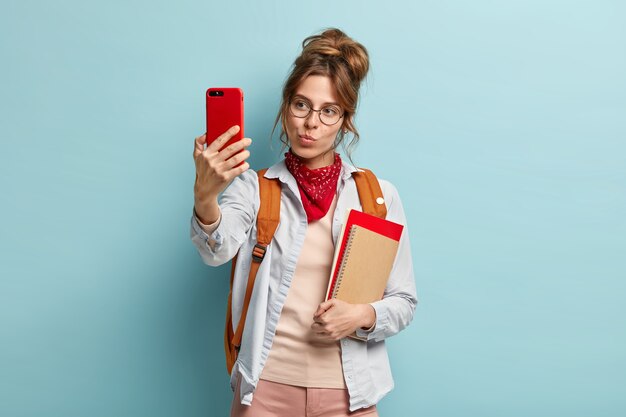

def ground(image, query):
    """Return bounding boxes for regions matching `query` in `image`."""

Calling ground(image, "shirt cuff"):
[354,322,376,340]
[194,208,221,235]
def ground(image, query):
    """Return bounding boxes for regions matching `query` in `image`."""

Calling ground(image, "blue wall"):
[1,1,625,416]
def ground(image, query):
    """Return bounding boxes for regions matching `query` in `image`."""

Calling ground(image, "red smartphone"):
[206,87,244,154]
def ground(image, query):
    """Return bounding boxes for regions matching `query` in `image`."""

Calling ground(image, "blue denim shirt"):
[190,158,418,411]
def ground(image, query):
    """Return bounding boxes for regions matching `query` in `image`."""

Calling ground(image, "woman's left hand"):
[311,299,376,341]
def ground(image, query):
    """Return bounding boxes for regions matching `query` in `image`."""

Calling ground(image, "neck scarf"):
[284,150,342,223]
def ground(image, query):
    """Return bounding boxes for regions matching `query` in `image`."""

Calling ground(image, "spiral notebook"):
[325,209,404,302]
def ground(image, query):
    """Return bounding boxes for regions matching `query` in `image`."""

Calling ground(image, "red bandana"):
[284,150,342,223]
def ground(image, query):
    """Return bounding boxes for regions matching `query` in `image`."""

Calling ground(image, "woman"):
[191,28,417,417]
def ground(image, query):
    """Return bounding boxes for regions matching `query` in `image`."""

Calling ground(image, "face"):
[285,75,344,169]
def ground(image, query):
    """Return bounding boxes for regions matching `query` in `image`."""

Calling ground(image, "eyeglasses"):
[289,98,344,126]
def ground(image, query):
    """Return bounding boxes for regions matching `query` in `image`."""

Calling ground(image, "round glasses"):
[289,99,344,126]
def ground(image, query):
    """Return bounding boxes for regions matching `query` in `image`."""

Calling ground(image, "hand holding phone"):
[193,126,252,223]
[193,87,251,223]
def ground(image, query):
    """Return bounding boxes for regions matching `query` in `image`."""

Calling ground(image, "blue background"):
[1,1,625,416]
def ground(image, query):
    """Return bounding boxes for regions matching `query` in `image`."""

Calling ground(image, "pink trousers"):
[230,378,379,417]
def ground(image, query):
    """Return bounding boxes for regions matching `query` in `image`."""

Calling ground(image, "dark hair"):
[272,28,370,159]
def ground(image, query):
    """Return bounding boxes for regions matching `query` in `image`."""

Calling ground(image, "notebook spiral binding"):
[333,225,359,298]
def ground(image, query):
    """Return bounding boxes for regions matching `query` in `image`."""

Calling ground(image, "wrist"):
[357,304,376,330]
[194,181,218,202]
[194,196,219,225]
[194,194,218,209]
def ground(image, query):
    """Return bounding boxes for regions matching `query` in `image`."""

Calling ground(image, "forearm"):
[194,176,220,224]
[189,170,259,267]
[356,304,376,330]
[362,293,416,341]
[194,195,220,225]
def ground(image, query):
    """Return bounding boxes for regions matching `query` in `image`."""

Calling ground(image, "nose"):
[304,109,319,129]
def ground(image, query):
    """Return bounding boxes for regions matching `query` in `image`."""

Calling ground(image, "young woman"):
[191,28,417,417]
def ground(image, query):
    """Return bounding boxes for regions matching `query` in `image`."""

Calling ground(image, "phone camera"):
[209,90,224,97]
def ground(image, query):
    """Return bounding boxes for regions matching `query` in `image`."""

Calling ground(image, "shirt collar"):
[264,156,361,183]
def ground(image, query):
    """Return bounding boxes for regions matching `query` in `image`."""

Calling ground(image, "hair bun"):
[301,28,369,85]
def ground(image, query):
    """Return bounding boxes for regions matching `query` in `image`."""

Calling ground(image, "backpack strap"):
[224,254,237,373]
[225,169,281,374]
[352,168,387,219]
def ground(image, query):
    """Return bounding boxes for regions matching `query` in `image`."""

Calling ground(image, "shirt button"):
[342,340,348,346]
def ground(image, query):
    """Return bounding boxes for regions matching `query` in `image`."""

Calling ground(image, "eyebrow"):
[293,94,340,107]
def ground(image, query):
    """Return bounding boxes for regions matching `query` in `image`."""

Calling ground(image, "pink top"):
[260,195,345,388]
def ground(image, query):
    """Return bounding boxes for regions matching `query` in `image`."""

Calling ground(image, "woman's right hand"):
[193,125,252,224]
